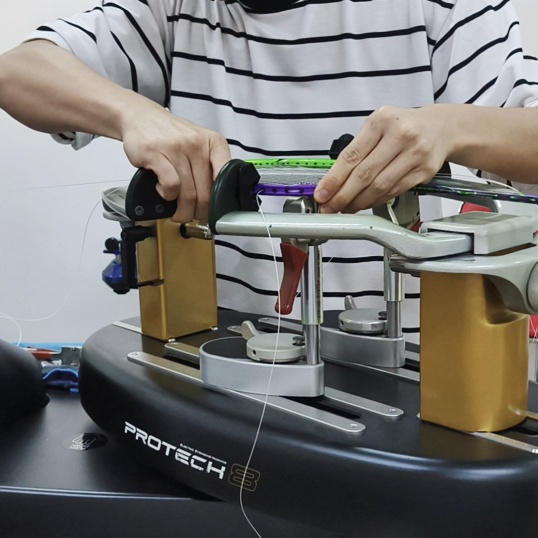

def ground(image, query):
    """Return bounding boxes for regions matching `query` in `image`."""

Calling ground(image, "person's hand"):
[314,105,453,213]
[0,41,230,224]
[121,101,231,223]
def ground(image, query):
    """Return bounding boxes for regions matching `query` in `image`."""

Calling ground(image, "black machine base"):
[76,311,538,538]
[0,388,346,538]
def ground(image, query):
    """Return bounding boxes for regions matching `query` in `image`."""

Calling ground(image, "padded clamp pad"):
[0,340,49,430]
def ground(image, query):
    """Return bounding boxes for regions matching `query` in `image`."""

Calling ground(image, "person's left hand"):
[314,105,454,213]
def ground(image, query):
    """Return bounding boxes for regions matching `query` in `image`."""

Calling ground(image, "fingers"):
[184,131,231,223]
[176,131,230,223]
[176,133,211,222]
[344,165,428,213]
[156,152,201,223]
[315,106,446,213]
[314,118,383,208]
[209,132,232,180]
[124,113,231,224]
[316,134,400,213]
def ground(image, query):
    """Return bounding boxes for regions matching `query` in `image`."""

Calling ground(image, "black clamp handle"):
[208,159,260,234]
[123,160,261,233]
[125,168,177,221]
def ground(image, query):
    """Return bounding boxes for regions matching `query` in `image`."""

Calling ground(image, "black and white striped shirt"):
[28,0,538,336]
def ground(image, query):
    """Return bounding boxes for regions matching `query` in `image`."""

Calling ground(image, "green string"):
[246,158,335,169]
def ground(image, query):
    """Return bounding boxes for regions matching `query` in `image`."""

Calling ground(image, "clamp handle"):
[275,243,308,315]
[125,168,177,221]
[124,159,261,227]
[208,159,260,233]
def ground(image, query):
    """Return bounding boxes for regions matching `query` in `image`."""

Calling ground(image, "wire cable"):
[0,182,127,342]
[238,191,282,538]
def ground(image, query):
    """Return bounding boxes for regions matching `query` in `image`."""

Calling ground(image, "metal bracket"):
[199,337,324,397]
[257,317,406,368]
[127,351,365,434]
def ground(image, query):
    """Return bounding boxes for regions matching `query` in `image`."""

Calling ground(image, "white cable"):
[238,191,282,538]
[0,315,23,347]
[0,182,127,343]
[0,197,102,326]
[0,178,128,195]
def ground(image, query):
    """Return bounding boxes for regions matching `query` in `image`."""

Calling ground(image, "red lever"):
[275,242,308,315]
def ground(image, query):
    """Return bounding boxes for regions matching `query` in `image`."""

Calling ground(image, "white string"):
[239,191,282,538]
[0,197,103,326]
[0,315,23,347]
[0,178,128,195]
[0,182,127,343]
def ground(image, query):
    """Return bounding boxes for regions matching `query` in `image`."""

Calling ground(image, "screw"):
[293,336,305,346]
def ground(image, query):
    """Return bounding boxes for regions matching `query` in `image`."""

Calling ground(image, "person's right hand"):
[314,105,450,214]
[121,101,231,223]
[0,41,231,224]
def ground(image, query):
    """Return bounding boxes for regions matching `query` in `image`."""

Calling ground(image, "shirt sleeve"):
[430,0,538,109]
[25,0,176,149]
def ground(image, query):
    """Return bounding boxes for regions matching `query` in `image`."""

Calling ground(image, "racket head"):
[247,158,334,197]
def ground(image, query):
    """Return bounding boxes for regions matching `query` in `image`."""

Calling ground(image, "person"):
[0,0,538,336]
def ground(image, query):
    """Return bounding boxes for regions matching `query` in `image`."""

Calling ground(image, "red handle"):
[275,243,308,315]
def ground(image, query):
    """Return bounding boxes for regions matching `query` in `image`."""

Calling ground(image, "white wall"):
[0,1,537,344]
[0,0,138,344]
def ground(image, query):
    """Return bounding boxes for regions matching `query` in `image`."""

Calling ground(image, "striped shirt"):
[28,0,538,338]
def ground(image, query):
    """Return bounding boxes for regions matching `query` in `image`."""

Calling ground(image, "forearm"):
[0,40,152,140]
[439,104,538,183]
[0,39,232,223]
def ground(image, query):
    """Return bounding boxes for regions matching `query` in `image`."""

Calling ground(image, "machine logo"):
[124,421,227,480]
[228,464,261,492]
[62,433,108,451]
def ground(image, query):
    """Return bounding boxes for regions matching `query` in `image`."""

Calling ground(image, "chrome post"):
[384,249,403,339]
[301,243,323,365]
